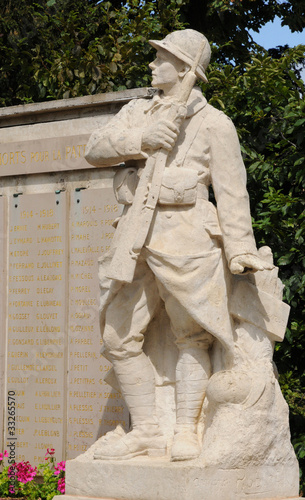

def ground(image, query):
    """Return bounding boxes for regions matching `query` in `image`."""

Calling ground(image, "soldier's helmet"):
[149,29,211,83]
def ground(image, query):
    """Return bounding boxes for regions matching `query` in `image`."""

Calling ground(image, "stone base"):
[54,498,303,500]
[56,456,300,500]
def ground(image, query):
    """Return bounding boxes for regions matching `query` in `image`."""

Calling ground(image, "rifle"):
[106,39,206,283]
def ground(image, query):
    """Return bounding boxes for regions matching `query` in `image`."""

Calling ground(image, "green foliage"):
[178,0,305,63]
[0,0,184,106]
[35,460,61,500]
[1,0,304,103]
[0,465,9,497]
[0,453,64,499]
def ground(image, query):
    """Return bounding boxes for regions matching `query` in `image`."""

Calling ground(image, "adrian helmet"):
[149,29,211,83]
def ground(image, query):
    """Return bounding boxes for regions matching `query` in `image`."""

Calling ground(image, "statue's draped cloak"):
[86,88,258,360]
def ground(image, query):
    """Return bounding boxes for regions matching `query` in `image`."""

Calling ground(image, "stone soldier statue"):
[85,29,273,462]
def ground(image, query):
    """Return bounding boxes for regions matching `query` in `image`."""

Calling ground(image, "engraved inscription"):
[0,135,89,177]
[0,197,6,451]
[67,188,128,459]
[6,193,67,465]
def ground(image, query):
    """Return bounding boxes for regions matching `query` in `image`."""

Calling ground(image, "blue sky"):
[249,16,304,49]
[249,16,304,80]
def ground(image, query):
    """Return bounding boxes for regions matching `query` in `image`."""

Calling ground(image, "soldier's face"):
[149,49,184,94]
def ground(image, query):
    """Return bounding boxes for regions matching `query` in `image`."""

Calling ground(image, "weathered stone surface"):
[58,456,299,500]
[1,89,151,464]
[0,195,6,451]
[6,192,67,463]
[0,135,89,177]
[0,88,155,127]
[3,187,129,464]
[55,497,303,500]
[83,25,296,470]
[68,27,300,499]
[67,187,128,459]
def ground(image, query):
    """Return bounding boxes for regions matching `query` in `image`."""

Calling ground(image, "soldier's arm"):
[85,100,148,167]
[208,111,270,274]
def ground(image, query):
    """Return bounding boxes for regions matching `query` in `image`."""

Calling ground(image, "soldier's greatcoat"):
[85,88,258,362]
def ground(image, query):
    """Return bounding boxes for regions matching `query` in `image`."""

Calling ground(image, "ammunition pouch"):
[113,167,138,205]
[113,166,210,207]
[158,167,200,206]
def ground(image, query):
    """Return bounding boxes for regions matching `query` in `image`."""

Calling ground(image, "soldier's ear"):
[178,64,190,78]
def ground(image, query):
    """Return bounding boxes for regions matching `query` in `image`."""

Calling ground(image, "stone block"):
[55,456,300,500]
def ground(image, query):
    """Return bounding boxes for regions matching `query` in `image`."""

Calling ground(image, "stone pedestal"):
[53,456,300,500]
[55,497,303,500]
[54,498,303,500]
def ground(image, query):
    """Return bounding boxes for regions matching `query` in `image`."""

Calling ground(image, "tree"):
[1,0,304,105]
[178,0,305,63]
[0,0,184,106]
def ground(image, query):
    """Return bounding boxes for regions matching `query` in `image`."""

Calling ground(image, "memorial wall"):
[0,88,154,465]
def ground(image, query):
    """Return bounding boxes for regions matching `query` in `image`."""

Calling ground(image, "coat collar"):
[145,87,207,118]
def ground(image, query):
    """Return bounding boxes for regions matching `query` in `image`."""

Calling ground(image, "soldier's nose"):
[149,61,156,70]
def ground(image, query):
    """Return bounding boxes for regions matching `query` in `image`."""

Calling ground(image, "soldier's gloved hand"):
[229,254,274,275]
[142,120,179,151]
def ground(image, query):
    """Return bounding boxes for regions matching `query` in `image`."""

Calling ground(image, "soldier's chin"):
[151,82,165,93]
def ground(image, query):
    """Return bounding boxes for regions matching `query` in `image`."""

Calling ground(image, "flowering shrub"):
[15,462,37,484]
[0,449,65,499]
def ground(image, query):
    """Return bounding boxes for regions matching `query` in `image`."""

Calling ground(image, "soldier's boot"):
[94,424,126,446]
[94,352,166,460]
[171,347,211,462]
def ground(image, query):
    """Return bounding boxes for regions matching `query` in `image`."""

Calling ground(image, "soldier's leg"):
[173,337,213,461]
[95,258,166,459]
[157,285,214,461]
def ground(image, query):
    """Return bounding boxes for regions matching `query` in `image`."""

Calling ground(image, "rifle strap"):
[173,100,209,169]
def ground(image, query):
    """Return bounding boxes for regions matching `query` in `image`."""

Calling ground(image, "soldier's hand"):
[142,120,179,151]
[229,254,274,275]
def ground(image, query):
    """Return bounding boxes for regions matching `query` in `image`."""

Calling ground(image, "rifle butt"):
[106,246,138,283]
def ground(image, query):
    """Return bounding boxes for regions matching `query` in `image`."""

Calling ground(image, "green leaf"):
[295,118,305,127]
[109,61,117,73]
[277,253,294,266]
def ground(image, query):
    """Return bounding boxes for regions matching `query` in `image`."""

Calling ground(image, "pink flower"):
[54,461,66,475]
[0,450,8,461]
[45,448,56,460]
[8,464,16,477]
[15,461,37,484]
[57,477,65,494]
